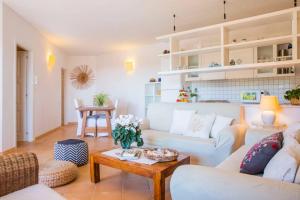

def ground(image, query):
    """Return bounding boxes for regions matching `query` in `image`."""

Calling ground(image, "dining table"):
[77,106,115,138]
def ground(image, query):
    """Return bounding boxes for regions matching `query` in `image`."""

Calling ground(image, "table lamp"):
[260,95,279,125]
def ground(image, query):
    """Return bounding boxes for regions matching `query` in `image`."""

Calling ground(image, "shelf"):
[224,35,293,50]
[157,7,299,41]
[158,60,300,75]
[172,45,221,56]
[158,53,170,57]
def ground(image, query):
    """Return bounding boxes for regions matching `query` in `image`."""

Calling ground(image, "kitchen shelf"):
[172,45,221,56]
[158,59,300,75]
[224,35,293,50]
[157,6,300,78]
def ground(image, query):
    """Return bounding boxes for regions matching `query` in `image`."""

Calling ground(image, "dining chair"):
[73,98,108,137]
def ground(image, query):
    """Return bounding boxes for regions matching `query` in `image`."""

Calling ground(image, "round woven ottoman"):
[39,160,78,188]
[54,139,88,166]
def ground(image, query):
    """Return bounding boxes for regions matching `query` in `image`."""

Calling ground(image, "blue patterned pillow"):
[240,132,283,175]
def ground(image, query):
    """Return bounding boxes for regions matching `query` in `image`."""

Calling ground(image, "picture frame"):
[240,90,261,103]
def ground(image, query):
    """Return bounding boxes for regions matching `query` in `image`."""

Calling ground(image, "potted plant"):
[190,92,198,103]
[112,115,144,149]
[94,93,108,106]
[284,85,300,105]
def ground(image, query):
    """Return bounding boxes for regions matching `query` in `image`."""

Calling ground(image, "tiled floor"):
[6,125,172,200]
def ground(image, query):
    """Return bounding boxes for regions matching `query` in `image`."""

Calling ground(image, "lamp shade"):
[260,95,279,111]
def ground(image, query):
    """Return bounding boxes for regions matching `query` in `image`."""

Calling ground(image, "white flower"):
[115,114,142,129]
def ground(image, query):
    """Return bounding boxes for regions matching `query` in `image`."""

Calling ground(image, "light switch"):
[34,76,38,85]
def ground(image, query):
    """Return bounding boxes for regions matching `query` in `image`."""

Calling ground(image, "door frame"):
[14,43,34,144]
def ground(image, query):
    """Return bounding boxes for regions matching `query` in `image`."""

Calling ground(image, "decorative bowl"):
[143,148,179,162]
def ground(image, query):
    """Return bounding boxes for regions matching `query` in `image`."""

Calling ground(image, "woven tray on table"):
[143,148,179,162]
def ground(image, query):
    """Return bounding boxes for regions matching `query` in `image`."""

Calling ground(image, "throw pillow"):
[240,132,283,175]
[169,109,195,135]
[184,113,216,139]
[263,145,299,183]
[210,115,233,139]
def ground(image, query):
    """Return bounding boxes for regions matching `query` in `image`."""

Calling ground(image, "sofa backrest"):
[147,102,243,132]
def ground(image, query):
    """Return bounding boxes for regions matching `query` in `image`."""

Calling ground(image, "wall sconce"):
[47,53,56,70]
[124,59,135,74]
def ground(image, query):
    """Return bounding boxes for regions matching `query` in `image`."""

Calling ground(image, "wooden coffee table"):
[90,149,190,200]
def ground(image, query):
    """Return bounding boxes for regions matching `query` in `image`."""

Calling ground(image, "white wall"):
[64,56,97,123]
[64,43,163,123]
[1,4,66,151]
[0,0,3,151]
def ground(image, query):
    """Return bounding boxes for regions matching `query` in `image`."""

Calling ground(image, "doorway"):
[16,46,30,142]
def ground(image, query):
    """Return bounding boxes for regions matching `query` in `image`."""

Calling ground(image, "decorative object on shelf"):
[176,88,190,102]
[229,59,235,66]
[112,115,144,149]
[190,88,198,103]
[93,93,108,107]
[163,50,170,54]
[70,65,95,89]
[284,85,300,105]
[241,38,247,42]
[232,39,237,43]
[260,95,279,125]
[208,62,221,67]
[143,148,179,162]
[149,78,156,82]
[236,58,242,65]
[158,77,161,82]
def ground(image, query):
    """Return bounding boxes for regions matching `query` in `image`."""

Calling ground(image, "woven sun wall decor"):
[70,65,95,89]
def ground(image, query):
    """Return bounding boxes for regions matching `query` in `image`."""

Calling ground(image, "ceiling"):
[4,0,292,55]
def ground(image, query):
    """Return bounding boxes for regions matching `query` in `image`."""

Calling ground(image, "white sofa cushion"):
[147,102,241,132]
[170,109,195,134]
[185,113,216,139]
[216,145,250,172]
[211,115,233,139]
[263,146,299,183]
[1,184,65,200]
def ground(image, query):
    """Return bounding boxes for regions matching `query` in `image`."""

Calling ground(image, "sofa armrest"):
[216,124,246,151]
[0,153,39,197]
[171,165,300,200]
[140,118,150,130]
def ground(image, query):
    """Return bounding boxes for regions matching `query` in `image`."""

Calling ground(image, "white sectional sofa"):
[170,129,300,200]
[142,102,246,166]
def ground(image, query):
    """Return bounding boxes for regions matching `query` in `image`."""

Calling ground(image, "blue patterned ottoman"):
[54,139,88,166]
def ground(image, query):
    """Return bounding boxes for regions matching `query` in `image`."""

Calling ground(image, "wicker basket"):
[143,148,179,162]
[290,98,300,105]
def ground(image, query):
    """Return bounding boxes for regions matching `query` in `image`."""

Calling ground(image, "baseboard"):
[1,147,17,155]
[67,122,77,125]
[35,126,62,140]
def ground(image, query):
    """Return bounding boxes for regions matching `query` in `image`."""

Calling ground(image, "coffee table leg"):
[90,156,100,183]
[153,173,165,200]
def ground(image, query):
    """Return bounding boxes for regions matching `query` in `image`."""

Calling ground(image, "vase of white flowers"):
[112,115,144,149]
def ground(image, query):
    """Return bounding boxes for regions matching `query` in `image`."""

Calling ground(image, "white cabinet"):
[145,82,161,116]
[226,70,254,79]
[161,75,183,102]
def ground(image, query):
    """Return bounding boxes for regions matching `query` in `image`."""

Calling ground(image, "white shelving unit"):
[145,82,161,116]
[157,7,300,80]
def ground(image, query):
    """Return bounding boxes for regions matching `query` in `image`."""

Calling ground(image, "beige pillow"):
[263,145,300,183]
[184,113,216,139]
[169,110,195,135]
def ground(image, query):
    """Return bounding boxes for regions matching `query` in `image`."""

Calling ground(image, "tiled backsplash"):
[190,75,300,104]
